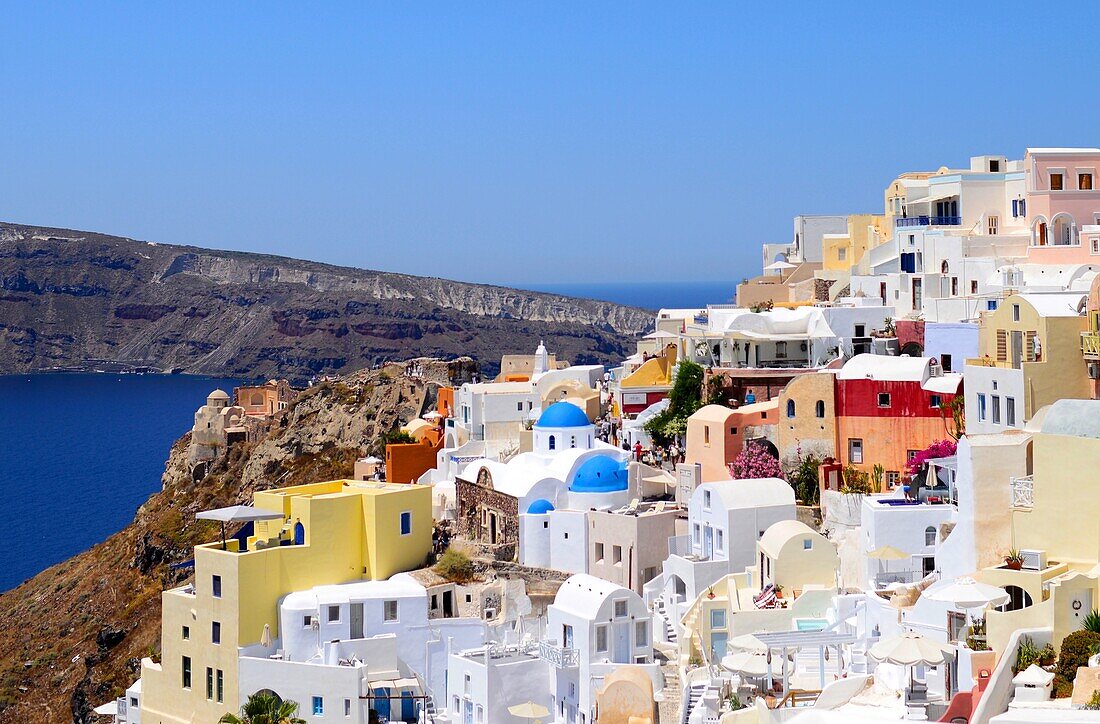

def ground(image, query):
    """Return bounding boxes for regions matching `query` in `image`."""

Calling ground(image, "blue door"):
[372,688,390,720]
[400,691,415,721]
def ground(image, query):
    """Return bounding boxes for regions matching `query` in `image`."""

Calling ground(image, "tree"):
[643,360,706,446]
[434,546,476,583]
[905,439,958,476]
[220,692,306,724]
[729,442,783,480]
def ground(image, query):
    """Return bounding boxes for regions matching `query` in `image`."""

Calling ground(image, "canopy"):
[92,701,118,716]
[765,260,796,271]
[508,701,551,719]
[869,632,954,666]
[644,330,679,339]
[721,650,793,677]
[196,505,284,523]
[868,545,911,561]
[642,470,676,487]
[727,633,769,653]
[924,576,1009,610]
[422,411,442,420]
[360,455,383,464]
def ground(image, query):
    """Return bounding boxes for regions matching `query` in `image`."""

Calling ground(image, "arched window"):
[1002,585,1033,612]
[786,400,796,418]
[548,435,556,451]
[925,526,936,546]
[941,259,949,274]
[294,520,305,546]
[815,400,825,418]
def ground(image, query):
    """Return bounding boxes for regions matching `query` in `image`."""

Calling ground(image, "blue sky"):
[1,3,1097,285]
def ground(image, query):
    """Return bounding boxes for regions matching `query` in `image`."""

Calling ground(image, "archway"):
[1002,585,1033,612]
[901,341,924,357]
[1032,215,1049,246]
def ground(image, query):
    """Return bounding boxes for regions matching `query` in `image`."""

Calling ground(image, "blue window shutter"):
[1012,199,1018,217]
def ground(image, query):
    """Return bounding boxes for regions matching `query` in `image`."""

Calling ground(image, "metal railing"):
[668,534,692,557]
[1011,475,1034,510]
[1082,332,1100,357]
[538,641,579,668]
[896,215,962,228]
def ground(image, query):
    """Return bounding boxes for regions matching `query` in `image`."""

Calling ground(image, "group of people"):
[630,440,683,470]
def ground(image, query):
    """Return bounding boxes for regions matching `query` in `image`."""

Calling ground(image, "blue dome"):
[527,498,555,515]
[536,401,590,428]
[569,456,629,493]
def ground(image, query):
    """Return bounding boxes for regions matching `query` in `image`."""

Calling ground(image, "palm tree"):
[220,692,306,724]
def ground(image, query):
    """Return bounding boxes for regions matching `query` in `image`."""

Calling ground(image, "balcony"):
[1011,475,1034,510]
[1083,332,1100,359]
[668,534,692,557]
[538,641,579,668]
[896,215,962,228]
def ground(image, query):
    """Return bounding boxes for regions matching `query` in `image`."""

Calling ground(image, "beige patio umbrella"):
[869,631,954,666]
[508,701,550,723]
[867,546,910,560]
[727,633,769,653]
[260,623,272,648]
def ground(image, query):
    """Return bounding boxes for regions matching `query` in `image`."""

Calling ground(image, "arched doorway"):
[1002,585,1033,612]
[901,342,924,357]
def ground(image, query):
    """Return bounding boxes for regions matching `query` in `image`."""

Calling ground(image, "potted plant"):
[706,586,716,600]
[774,584,785,600]
[1004,549,1025,570]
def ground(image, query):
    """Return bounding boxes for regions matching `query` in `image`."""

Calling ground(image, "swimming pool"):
[795,618,828,632]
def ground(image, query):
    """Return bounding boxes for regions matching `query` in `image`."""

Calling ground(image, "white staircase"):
[654,597,678,643]
[681,683,706,724]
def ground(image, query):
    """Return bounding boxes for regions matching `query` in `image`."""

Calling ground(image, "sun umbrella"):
[260,623,272,648]
[869,632,954,666]
[422,411,442,420]
[765,260,796,271]
[721,650,794,677]
[508,701,550,722]
[924,576,1009,610]
[867,546,911,560]
[727,633,769,653]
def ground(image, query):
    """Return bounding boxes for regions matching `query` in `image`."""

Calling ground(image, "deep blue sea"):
[0,374,242,591]
[521,280,737,311]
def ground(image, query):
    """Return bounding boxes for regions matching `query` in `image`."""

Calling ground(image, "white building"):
[448,380,540,448]
[441,642,551,724]
[861,494,956,590]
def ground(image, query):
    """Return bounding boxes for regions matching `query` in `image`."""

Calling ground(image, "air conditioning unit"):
[1020,549,1046,571]
[1089,363,1100,380]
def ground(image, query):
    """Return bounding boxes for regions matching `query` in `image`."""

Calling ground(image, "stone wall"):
[455,477,520,550]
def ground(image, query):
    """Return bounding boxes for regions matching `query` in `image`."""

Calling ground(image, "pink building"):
[1025,148,1100,263]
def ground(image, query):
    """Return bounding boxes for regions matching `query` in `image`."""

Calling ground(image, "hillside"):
[0,222,651,381]
[0,360,467,722]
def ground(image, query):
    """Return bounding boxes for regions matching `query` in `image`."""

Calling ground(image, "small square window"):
[613,545,623,565]
[1051,172,1064,190]
[929,394,942,409]
[703,490,712,510]
[327,605,340,623]
[614,600,628,618]
[303,615,312,628]
[877,392,891,408]
[595,542,605,563]
[384,600,398,622]
[710,608,726,629]
[803,538,813,550]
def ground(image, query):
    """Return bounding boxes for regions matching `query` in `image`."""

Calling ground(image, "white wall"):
[548,511,589,575]
[963,364,1025,434]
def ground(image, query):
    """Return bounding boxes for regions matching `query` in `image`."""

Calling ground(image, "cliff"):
[0,221,651,381]
[0,360,467,722]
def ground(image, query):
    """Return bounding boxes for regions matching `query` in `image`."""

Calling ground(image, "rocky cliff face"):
[0,360,465,723]
[0,222,651,380]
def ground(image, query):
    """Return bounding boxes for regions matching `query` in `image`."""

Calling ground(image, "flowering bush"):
[729,442,783,480]
[905,439,958,476]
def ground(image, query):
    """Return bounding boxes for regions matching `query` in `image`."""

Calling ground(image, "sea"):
[0,373,242,592]
[521,280,737,311]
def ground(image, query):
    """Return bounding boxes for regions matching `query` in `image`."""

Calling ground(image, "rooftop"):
[835,354,929,382]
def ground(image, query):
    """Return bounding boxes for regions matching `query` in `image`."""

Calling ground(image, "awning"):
[367,677,421,690]
[905,192,957,206]
[196,505,284,523]
[643,471,676,487]
[92,701,118,716]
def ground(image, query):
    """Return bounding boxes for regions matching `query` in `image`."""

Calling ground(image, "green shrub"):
[434,547,475,583]
[1083,609,1100,634]
[1056,630,1100,683]
[1014,635,1053,672]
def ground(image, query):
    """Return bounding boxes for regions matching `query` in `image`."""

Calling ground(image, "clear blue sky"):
[2,3,1097,285]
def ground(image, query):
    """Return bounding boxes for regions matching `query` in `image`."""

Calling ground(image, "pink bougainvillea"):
[729,442,784,480]
[905,439,958,476]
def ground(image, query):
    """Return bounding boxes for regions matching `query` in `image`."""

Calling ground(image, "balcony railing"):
[538,641,579,668]
[896,215,962,228]
[1083,332,1100,357]
[668,534,692,557]
[1011,475,1034,510]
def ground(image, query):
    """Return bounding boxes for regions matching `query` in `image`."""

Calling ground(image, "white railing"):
[669,534,692,557]
[538,641,579,668]
[1011,475,1034,509]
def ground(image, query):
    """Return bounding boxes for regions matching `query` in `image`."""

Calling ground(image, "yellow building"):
[821,214,888,274]
[140,480,432,724]
[965,293,1089,433]
[776,371,837,464]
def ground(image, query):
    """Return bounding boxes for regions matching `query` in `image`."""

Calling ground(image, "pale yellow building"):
[776,371,837,464]
[140,480,432,724]
[821,214,888,274]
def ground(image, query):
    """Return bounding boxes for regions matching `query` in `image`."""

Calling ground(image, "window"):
[211,621,221,645]
[693,523,701,544]
[1012,303,1020,322]
[1020,199,1027,217]
[877,392,891,408]
[1081,173,1094,190]
[613,545,622,565]
[838,247,847,261]
[1006,396,1017,426]
[729,426,738,435]
[303,615,312,628]
[925,526,937,546]
[815,400,825,418]
[848,439,863,464]
[212,575,222,598]
[399,511,412,536]
[206,667,213,700]
[907,450,920,462]
[1012,199,1020,217]
[636,620,649,647]
[216,669,223,703]
[971,280,978,294]
[929,394,942,409]
[855,324,866,337]
[886,471,900,487]
[517,401,523,411]
[710,608,726,629]
[1092,236,1100,255]
[941,353,952,372]
[344,698,352,717]
[313,696,324,716]
[786,399,796,418]
[776,341,788,359]
[384,600,398,622]
[803,538,813,550]
[987,215,999,235]
[703,490,712,510]
[703,425,710,445]
[716,529,724,552]
[596,624,608,652]
[595,542,605,563]
[548,435,556,450]
[614,599,628,618]
[327,605,340,623]
[181,656,192,689]
[991,395,1001,424]
[951,277,959,296]
[987,300,998,311]
[1051,172,1064,190]
[182,625,190,640]
[977,393,987,422]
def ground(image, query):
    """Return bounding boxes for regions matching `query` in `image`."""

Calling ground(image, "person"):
[668,442,680,466]
[633,441,643,462]
[654,446,664,468]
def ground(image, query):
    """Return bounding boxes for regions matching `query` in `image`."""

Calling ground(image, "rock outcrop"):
[0,222,651,381]
[0,359,469,723]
